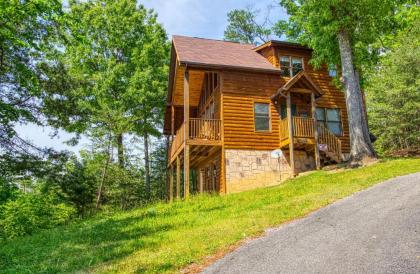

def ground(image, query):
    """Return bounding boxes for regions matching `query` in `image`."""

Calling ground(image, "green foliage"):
[278,0,405,72]
[0,193,75,239]
[0,0,62,153]
[224,8,272,44]
[42,0,169,157]
[1,159,419,273]
[0,176,19,205]
[54,157,98,215]
[366,11,420,154]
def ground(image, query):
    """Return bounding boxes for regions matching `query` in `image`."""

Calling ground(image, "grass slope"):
[1,158,419,273]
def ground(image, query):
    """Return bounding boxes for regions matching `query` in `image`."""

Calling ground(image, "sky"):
[16,0,288,154]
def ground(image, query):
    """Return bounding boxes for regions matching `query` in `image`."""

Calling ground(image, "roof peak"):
[253,40,312,51]
[172,35,255,46]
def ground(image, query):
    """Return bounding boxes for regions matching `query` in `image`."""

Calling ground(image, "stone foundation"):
[225,149,315,193]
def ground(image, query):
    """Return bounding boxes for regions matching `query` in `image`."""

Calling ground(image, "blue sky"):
[17,0,288,154]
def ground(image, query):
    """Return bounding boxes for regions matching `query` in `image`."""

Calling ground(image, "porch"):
[279,116,342,163]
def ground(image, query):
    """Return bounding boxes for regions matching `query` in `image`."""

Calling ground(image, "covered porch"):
[271,71,342,175]
[165,62,224,201]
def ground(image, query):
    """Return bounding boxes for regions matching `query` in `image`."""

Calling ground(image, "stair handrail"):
[317,123,342,161]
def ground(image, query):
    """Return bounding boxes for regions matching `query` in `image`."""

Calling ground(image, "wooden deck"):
[168,118,222,165]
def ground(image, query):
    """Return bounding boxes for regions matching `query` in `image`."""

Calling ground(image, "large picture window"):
[316,108,342,136]
[280,56,303,77]
[254,103,270,131]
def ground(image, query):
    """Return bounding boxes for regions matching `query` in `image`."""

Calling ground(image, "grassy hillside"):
[1,158,419,273]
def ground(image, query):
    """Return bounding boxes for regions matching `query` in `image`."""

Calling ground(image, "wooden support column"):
[199,169,204,193]
[176,156,180,199]
[287,92,295,176]
[169,165,174,202]
[219,74,227,194]
[183,69,190,199]
[311,93,321,170]
[171,104,175,142]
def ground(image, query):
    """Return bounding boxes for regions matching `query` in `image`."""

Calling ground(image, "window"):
[328,64,337,78]
[280,56,303,77]
[280,56,291,77]
[292,57,303,75]
[254,103,270,131]
[316,108,342,135]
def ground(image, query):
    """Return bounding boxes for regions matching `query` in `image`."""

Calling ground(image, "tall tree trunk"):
[117,133,124,168]
[144,132,151,200]
[96,133,112,209]
[337,29,376,163]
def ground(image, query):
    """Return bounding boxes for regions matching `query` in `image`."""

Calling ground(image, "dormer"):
[253,41,313,77]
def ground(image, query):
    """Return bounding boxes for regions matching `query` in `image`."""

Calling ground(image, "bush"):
[0,194,76,239]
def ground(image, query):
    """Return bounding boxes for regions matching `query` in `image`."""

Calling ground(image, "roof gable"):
[271,71,324,99]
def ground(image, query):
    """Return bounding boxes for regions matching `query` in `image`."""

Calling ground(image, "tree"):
[277,0,409,163]
[0,0,62,155]
[42,0,169,190]
[224,7,272,45]
[366,9,420,155]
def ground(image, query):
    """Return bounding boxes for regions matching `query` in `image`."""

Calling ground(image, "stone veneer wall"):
[225,149,315,193]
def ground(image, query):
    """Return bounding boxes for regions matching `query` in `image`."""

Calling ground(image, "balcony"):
[169,118,222,161]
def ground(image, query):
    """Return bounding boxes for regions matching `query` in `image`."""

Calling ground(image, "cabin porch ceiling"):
[172,66,205,106]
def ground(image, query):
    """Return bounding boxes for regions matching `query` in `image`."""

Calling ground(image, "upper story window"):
[280,56,303,77]
[328,64,337,78]
[254,103,270,131]
[316,107,342,136]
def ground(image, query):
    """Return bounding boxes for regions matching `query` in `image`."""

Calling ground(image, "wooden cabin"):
[164,36,349,199]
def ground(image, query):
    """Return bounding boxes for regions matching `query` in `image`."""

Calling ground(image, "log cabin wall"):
[220,70,284,150]
[261,46,350,153]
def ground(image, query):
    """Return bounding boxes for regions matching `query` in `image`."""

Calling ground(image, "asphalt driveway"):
[203,172,420,274]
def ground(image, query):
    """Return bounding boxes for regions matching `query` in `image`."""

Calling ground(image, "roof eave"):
[179,60,281,74]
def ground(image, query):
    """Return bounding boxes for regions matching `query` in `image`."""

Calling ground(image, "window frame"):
[279,55,304,77]
[253,101,271,132]
[315,107,343,136]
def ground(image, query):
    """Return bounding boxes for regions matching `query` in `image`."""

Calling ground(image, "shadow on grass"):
[0,213,174,273]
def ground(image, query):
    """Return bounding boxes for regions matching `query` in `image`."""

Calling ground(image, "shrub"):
[0,194,76,239]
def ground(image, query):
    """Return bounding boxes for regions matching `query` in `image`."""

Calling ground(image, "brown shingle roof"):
[172,35,280,73]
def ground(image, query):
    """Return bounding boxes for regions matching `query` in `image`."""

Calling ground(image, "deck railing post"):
[183,69,190,199]
[287,93,295,176]
[311,93,321,169]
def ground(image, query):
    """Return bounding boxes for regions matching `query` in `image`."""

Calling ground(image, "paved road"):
[203,173,420,274]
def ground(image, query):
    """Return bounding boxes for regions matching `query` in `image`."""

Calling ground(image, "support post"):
[171,104,175,142]
[287,92,295,176]
[184,69,190,199]
[199,169,204,193]
[169,165,174,202]
[176,156,180,199]
[311,93,321,170]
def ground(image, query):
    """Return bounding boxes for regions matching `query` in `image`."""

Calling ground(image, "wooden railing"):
[280,117,315,140]
[169,119,221,160]
[318,123,342,160]
[189,118,221,140]
[170,123,185,159]
[279,116,341,161]
[279,118,289,141]
[293,117,314,138]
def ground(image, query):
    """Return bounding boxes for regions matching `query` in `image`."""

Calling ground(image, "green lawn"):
[1,158,419,274]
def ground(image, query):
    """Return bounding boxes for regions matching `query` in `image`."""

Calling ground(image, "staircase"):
[317,123,342,164]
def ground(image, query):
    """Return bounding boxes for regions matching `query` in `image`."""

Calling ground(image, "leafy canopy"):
[0,0,62,154]
[279,0,404,71]
[42,0,169,140]
[366,8,420,154]
[224,8,272,45]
